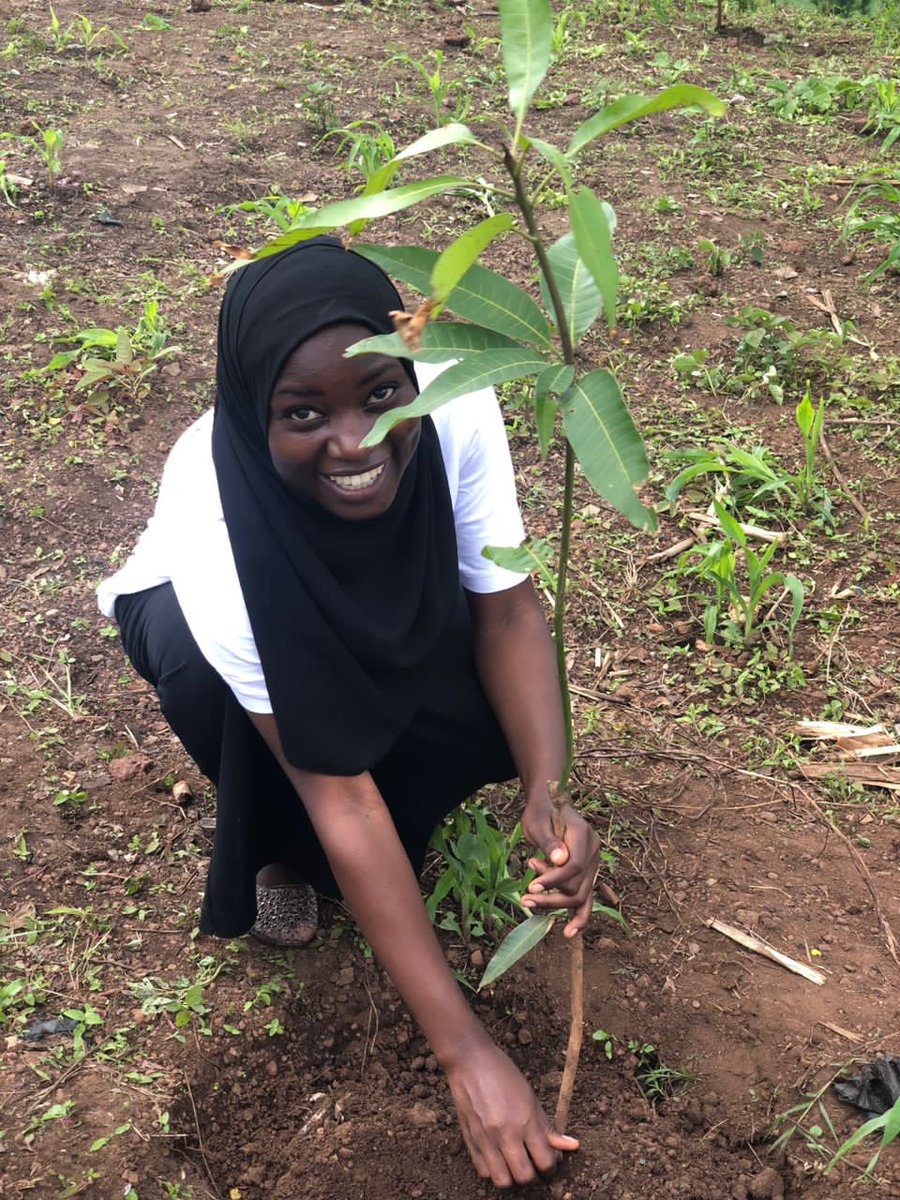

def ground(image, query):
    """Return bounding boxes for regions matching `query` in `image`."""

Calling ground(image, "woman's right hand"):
[444,1037,578,1188]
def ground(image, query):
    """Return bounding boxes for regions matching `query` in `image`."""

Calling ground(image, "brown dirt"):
[1,1,899,1199]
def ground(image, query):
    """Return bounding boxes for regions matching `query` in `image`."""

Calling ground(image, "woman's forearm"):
[248,713,489,1068]
[468,580,566,795]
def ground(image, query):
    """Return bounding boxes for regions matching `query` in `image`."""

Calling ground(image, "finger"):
[523,1129,562,1176]
[549,1130,580,1152]
[564,888,595,937]
[525,863,587,897]
[522,890,582,913]
[500,1140,539,1187]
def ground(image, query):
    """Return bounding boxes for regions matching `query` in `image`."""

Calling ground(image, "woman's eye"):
[369,383,398,406]
[287,406,320,423]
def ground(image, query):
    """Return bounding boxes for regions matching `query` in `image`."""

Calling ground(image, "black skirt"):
[115,583,516,937]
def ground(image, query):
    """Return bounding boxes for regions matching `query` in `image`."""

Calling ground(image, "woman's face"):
[268,323,421,520]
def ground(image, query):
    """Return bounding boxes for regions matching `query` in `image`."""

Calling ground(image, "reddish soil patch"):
[1,2,898,1199]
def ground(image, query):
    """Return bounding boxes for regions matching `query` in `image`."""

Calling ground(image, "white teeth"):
[327,463,385,491]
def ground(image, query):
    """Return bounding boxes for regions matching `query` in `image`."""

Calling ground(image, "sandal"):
[251,882,319,948]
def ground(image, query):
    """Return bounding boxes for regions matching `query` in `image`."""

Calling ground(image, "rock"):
[748,1166,784,1200]
[108,754,153,782]
[408,1102,438,1128]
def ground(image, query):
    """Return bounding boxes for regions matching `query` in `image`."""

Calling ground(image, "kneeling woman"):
[98,238,599,1188]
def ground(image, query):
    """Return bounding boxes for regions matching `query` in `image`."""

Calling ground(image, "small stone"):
[748,1166,784,1200]
[266,1059,278,1077]
[408,1102,438,1128]
[517,1028,533,1046]
[108,754,153,782]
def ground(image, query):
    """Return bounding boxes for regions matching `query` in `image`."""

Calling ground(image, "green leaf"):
[431,215,516,313]
[72,327,118,349]
[351,125,484,232]
[534,365,571,458]
[826,1111,889,1173]
[478,912,556,990]
[535,393,556,458]
[560,369,654,529]
[570,187,619,328]
[361,348,548,445]
[346,323,520,364]
[568,84,726,158]
[255,177,471,257]
[540,233,602,344]
[481,537,555,588]
[356,244,554,348]
[253,225,336,259]
[712,500,747,547]
[499,0,553,122]
[526,135,573,191]
[394,122,482,164]
[591,901,627,929]
[535,364,574,397]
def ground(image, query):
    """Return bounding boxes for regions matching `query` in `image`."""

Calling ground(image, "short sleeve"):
[430,384,527,594]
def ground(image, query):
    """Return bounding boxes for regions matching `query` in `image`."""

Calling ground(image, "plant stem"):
[505,143,585,1134]
[504,144,576,786]
[550,787,583,1135]
[554,444,576,789]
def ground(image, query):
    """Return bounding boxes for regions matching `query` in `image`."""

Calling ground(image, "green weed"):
[677,502,805,647]
[46,301,177,417]
[427,804,533,942]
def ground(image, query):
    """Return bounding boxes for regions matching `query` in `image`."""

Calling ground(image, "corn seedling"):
[697,236,729,276]
[220,193,314,234]
[0,159,19,206]
[842,169,900,280]
[826,1093,900,1176]
[427,805,533,942]
[794,384,824,512]
[678,502,805,647]
[393,49,472,125]
[322,120,397,183]
[32,124,64,184]
[237,0,723,1127]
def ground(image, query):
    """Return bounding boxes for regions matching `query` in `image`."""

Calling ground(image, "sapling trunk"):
[550,785,584,1136]
[506,148,585,1134]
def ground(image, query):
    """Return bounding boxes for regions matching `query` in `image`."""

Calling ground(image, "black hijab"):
[210,237,461,775]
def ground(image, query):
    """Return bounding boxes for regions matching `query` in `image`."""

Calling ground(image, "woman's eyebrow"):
[276,361,399,398]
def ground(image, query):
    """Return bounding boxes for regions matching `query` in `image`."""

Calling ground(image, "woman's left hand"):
[520,790,601,938]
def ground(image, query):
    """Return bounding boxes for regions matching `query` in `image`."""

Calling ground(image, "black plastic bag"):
[833,1055,900,1121]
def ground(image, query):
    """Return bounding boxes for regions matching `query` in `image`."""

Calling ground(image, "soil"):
[1,2,899,1199]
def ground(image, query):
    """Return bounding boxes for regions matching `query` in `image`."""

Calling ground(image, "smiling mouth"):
[325,463,386,492]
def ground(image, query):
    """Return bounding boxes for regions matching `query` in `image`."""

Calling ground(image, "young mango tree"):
[234,0,724,1131]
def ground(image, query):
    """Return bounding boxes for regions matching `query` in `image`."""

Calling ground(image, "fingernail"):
[529,883,544,893]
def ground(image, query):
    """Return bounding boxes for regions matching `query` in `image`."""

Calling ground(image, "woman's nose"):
[327,412,375,459]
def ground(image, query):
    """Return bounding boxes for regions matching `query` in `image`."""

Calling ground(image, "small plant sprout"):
[427,805,533,942]
[33,124,65,184]
[232,0,723,1126]
[795,383,825,512]
[322,120,397,183]
[826,1093,900,1176]
[678,502,805,648]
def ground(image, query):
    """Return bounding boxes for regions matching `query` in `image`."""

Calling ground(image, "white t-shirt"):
[98,366,527,713]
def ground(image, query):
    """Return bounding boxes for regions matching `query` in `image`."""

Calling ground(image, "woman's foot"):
[252,865,318,947]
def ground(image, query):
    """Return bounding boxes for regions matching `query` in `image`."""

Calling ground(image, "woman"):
[98,237,599,1188]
